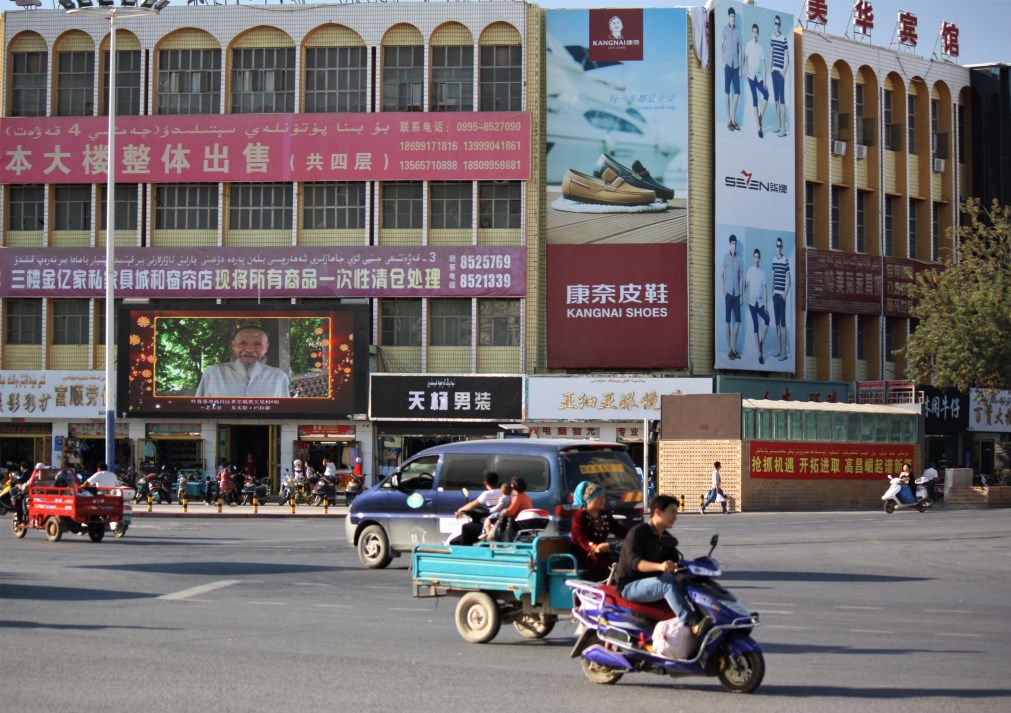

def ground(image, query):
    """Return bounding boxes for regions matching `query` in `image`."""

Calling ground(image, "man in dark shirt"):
[615,494,709,635]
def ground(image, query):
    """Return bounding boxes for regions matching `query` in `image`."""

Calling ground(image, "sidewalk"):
[129,500,348,519]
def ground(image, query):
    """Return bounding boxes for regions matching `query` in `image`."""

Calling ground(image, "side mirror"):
[461,487,469,500]
[708,534,719,557]
[389,474,400,489]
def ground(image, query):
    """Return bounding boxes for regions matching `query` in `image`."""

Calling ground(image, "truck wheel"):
[88,524,105,542]
[357,524,392,569]
[12,517,27,539]
[455,592,501,644]
[45,516,63,542]
[514,613,557,639]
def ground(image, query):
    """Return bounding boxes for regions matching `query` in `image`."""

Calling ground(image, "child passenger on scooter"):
[479,482,513,541]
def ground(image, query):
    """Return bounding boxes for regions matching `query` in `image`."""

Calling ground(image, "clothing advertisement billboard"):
[714,0,796,373]
[546,243,688,369]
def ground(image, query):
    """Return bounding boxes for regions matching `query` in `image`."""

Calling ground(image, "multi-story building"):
[1,1,1006,487]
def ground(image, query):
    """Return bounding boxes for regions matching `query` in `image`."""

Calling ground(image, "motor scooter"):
[881,474,930,513]
[566,534,764,694]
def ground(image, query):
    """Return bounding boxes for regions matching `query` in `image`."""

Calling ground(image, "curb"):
[130,505,348,520]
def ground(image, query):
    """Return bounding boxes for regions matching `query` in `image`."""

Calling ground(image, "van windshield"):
[561,449,640,494]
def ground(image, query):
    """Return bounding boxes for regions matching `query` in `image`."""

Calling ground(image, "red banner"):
[805,249,933,318]
[0,112,529,183]
[547,244,688,369]
[749,441,915,480]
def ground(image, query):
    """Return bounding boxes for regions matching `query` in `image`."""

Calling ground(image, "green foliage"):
[154,317,329,394]
[905,198,1011,391]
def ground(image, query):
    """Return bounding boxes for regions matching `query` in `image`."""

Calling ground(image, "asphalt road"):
[2,509,1010,713]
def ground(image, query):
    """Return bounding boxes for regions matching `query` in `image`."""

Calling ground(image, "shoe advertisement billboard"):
[714,0,796,374]
[545,8,689,369]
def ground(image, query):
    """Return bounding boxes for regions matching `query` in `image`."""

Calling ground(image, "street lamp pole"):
[60,0,168,471]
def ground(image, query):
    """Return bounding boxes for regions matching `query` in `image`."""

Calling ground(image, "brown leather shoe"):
[561,168,656,206]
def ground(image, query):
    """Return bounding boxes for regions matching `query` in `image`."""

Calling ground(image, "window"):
[101,184,139,231]
[231,48,295,114]
[430,182,472,229]
[830,186,840,249]
[395,455,438,490]
[884,197,894,257]
[382,182,422,229]
[958,104,966,164]
[11,52,46,117]
[382,46,424,111]
[885,317,894,362]
[804,73,815,137]
[480,45,522,111]
[908,200,917,260]
[155,184,218,230]
[380,299,422,346]
[805,318,814,357]
[57,51,94,116]
[8,185,44,231]
[229,183,293,230]
[805,182,815,247]
[54,185,91,231]
[304,47,367,113]
[856,191,866,253]
[479,300,520,346]
[5,299,42,345]
[830,314,840,358]
[95,299,118,345]
[431,45,473,111]
[931,203,940,261]
[884,88,901,151]
[855,83,865,143]
[158,49,222,115]
[103,50,141,116]
[479,182,521,229]
[52,300,89,345]
[856,315,865,360]
[431,300,472,346]
[830,78,840,140]
[907,94,916,153]
[303,182,365,229]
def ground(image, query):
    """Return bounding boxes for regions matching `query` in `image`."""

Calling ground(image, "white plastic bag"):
[652,616,695,659]
[715,491,726,504]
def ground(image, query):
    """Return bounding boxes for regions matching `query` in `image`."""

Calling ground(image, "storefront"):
[292,423,362,476]
[140,422,206,476]
[64,421,131,472]
[969,389,1011,476]
[920,385,969,470]
[369,374,525,486]
[525,376,714,472]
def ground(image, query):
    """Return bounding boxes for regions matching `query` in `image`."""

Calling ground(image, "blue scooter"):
[566,534,764,694]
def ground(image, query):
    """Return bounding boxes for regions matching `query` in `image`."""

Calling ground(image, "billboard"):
[749,441,915,480]
[0,246,525,299]
[714,1,796,374]
[119,304,369,418]
[545,8,690,370]
[369,374,523,422]
[547,244,688,369]
[0,112,530,183]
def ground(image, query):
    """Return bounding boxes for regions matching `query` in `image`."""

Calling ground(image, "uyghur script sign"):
[0,112,530,183]
[0,247,525,298]
[0,370,107,419]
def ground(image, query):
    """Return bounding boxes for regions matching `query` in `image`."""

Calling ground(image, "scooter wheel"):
[717,649,765,694]
[917,500,928,512]
[514,614,557,639]
[581,652,624,685]
[12,517,27,539]
[883,500,896,514]
[114,524,128,538]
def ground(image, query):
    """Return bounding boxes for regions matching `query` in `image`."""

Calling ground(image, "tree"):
[905,198,1011,392]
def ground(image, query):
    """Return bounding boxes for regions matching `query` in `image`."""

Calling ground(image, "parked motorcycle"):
[240,476,270,505]
[278,471,310,505]
[134,468,173,505]
[566,534,764,694]
[882,474,930,513]
[342,472,365,505]
[310,472,339,506]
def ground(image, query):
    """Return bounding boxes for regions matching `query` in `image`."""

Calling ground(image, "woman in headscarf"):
[570,481,629,582]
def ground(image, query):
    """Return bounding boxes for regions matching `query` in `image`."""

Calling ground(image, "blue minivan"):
[345,439,644,568]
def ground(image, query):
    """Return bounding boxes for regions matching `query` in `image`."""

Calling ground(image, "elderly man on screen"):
[195,326,290,398]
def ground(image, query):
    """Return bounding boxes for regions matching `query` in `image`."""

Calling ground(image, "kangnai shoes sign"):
[369,375,524,422]
[589,8,644,61]
[547,244,688,369]
[0,246,525,299]
[0,112,530,183]
[749,441,915,480]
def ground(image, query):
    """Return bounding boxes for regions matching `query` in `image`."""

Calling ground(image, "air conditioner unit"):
[832,140,847,156]
[855,144,868,160]
[932,158,946,173]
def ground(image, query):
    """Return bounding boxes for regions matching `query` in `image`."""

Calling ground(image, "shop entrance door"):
[218,425,275,488]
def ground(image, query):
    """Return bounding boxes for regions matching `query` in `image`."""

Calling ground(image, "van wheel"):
[357,524,392,569]
[455,592,501,643]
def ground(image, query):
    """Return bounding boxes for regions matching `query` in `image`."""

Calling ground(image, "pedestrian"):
[701,461,727,514]
[204,467,217,506]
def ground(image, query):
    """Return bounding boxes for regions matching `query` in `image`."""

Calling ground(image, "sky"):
[534,0,1009,66]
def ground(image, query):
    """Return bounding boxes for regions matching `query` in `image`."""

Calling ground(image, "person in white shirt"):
[454,471,503,545]
[83,462,119,490]
[744,249,771,365]
[743,23,770,138]
[195,326,290,398]
[701,462,727,514]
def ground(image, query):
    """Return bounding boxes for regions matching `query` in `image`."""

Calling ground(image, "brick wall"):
[658,440,741,512]
[948,486,1011,509]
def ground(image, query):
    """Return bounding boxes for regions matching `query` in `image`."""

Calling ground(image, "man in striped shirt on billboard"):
[770,15,790,137]
[772,237,792,361]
